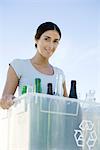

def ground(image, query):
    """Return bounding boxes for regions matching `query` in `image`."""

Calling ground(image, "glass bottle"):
[69,80,77,99]
[47,83,53,95]
[21,85,27,94]
[85,90,96,102]
[34,78,42,93]
[54,73,63,96]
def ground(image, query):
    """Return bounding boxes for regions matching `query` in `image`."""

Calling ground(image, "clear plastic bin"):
[0,93,100,150]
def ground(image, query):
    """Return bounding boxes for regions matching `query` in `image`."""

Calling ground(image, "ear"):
[34,37,38,45]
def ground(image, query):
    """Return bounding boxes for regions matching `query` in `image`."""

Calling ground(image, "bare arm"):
[63,81,68,97]
[0,65,19,109]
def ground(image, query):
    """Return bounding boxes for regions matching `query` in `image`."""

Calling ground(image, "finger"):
[0,100,13,109]
[7,100,14,107]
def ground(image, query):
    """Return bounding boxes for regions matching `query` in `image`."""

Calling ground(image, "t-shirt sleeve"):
[9,59,22,79]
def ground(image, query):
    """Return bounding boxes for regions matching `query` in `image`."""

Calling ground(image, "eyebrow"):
[43,35,60,41]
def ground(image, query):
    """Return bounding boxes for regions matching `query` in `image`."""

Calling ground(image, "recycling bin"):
[0,93,100,150]
[0,109,9,150]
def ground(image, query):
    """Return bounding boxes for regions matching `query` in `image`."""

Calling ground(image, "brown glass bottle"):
[47,83,53,95]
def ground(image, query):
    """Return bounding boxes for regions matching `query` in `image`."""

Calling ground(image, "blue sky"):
[0,0,100,101]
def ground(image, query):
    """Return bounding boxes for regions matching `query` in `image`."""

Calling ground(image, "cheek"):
[38,42,46,54]
[39,40,47,48]
[37,41,44,49]
[54,44,58,50]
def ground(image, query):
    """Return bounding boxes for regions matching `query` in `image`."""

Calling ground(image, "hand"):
[0,95,15,109]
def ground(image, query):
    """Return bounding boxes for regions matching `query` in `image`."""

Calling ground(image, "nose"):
[48,41,54,50]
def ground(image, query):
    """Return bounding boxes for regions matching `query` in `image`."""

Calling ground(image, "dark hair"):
[35,22,61,48]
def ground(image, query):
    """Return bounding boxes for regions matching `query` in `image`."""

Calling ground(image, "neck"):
[31,52,49,66]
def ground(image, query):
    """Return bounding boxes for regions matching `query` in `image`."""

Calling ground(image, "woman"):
[0,21,68,109]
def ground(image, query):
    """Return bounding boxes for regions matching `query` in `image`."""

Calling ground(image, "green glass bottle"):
[34,78,42,93]
[21,85,27,94]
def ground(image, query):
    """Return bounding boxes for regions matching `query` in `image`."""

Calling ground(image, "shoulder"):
[10,58,28,64]
[9,58,30,79]
[54,66,65,75]
[10,58,29,67]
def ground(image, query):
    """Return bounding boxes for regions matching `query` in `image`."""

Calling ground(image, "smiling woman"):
[0,21,68,109]
[36,30,60,58]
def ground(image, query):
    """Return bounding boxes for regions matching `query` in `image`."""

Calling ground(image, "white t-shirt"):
[10,59,66,96]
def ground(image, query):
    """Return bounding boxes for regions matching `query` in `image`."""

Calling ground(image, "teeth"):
[45,48,53,55]
[46,49,51,52]
[46,49,50,51]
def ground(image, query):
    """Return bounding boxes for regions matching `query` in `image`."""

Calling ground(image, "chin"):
[43,54,52,59]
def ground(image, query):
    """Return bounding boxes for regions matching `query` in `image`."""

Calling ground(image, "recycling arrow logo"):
[74,120,97,150]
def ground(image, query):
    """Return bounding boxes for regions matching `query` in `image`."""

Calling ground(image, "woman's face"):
[35,30,60,59]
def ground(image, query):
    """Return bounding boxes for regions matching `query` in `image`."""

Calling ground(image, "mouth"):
[45,48,53,55]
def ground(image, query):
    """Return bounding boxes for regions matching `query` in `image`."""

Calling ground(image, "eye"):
[44,37,49,41]
[54,40,59,44]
